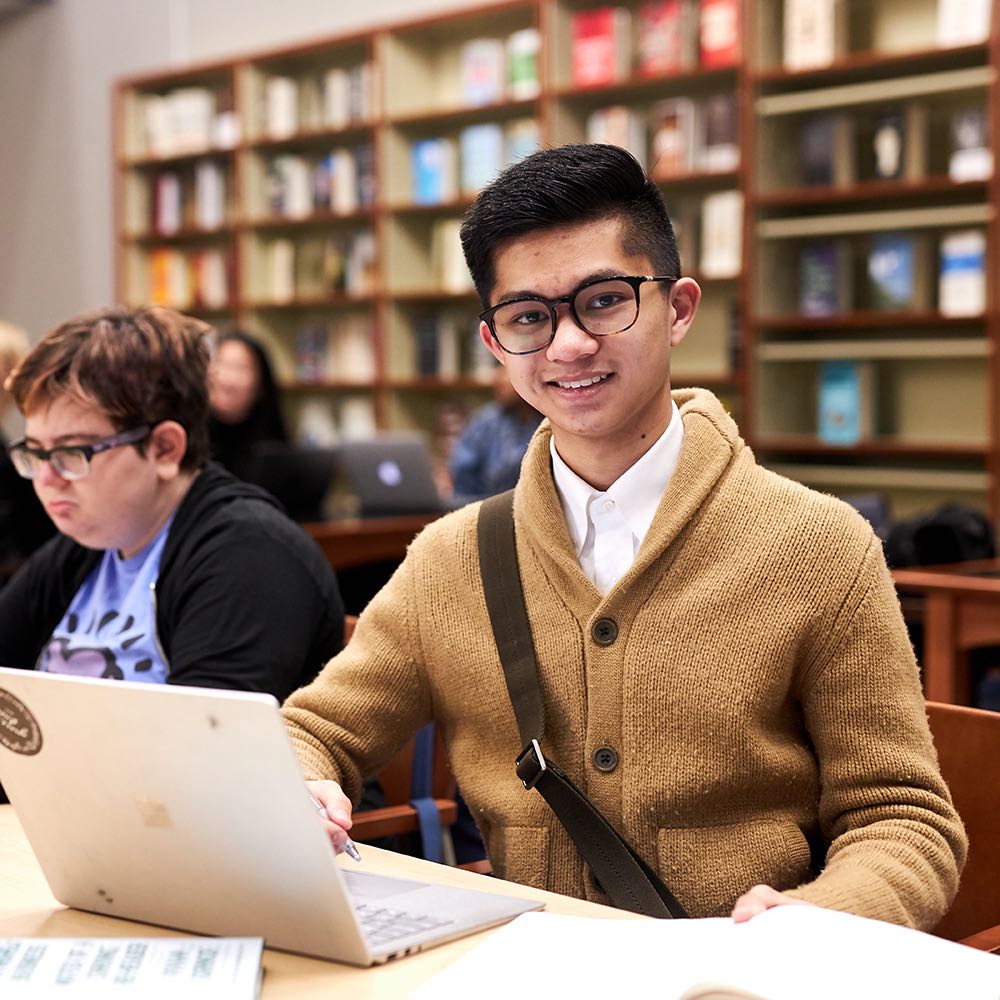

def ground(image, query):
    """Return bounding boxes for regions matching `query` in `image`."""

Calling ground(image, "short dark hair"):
[7,306,212,472]
[460,143,680,307]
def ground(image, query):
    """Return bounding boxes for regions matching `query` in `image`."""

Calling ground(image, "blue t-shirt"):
[37,520,173,683]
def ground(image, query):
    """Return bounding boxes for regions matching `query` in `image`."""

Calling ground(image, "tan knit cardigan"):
[284,387,966,928]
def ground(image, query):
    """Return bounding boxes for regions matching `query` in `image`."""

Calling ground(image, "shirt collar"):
[551,400,684,556]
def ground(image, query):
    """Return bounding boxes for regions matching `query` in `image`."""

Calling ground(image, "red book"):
[637,0,697,77]
[571,6,632,87]
[699,0,741,68]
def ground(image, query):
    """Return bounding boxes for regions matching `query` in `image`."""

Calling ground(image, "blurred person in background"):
[208,329,288,481]
[0,320,55,585]
[448,364,541,506]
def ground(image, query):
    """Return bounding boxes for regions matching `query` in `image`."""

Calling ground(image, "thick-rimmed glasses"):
[479,274,678,355]
[8,425,152,481]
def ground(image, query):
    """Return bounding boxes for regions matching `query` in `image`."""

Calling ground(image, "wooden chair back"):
[928,701,1000,943]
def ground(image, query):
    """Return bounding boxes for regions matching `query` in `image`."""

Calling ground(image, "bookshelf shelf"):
[126,227,236,244]
[754,177,991,209]
[753,43,991,90]
[756,437,990,460]
[756,338,987,361]
[757,204,992,238]
[753,312,988,332]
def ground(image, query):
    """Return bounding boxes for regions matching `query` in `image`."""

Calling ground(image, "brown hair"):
[6,306,212,472]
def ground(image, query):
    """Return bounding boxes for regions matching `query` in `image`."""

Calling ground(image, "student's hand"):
[730,884,809,923]
[307,779,354,853]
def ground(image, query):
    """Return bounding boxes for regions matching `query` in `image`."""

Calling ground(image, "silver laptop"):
[337,434,447,517]
[0,668,542,965]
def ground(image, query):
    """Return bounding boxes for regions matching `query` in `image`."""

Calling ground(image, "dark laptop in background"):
[337,435,448,518]
[244,442,338,523]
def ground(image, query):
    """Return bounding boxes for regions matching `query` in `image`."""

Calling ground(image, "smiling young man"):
[0,307,343,696]
[283,144,966,929]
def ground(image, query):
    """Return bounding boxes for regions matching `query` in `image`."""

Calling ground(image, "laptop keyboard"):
[354,901,454,946]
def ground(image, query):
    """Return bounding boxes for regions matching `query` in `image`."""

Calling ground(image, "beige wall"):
[0,0,472,340]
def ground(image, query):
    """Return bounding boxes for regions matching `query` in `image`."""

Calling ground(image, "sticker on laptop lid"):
[0,687,43,755]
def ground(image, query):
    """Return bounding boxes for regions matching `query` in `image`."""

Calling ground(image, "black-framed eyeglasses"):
[8,425,152,481]
[479,274,679,355]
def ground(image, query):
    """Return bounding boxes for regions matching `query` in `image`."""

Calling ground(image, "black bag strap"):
[477,490,688,919]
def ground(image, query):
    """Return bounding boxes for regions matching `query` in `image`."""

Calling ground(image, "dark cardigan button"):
[592,746,619,772]
[591,618,618,646]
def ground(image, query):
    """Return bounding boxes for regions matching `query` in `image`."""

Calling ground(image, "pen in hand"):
[309,791,363,863]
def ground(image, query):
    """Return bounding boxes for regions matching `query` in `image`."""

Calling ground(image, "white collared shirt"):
[551,401,684,595]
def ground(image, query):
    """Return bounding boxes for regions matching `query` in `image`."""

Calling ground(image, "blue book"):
[817,360,874,446]
[459,123,505,195]
[411,138,456,205]
[867,233,928,311]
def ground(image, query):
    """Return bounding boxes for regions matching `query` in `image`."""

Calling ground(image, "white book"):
[460,37,506,106]
[265,76,298,139]
[269,237,295,303]
[274,154,311,219]
[699,189,743,278]
[783,0,848,70]
[323,67,349,129]
[345,230,376,294]
[194,159,225,230]
[143,95,172,157]
[938,229,987,316]
[433,218,473,293]
[936,0,992,47]
[168,250,193,309]
[338,317,376,381]
[197,248,229,309]
[331,148,359,214]
[339,396,377,439]
[154,172,181,235]
[167,88,215,154]
[296,398,340,446]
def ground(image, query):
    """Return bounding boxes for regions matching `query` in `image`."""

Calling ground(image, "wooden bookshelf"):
[113,0,1000,528]
[747,0,998,523]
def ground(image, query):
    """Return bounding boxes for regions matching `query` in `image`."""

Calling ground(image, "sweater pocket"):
[490,825,550,893]
[657,820,813,918]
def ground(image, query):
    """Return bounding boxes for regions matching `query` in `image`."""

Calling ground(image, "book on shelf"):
[0,936,264,999]
[650,97,699,179]
[799,112,855,186]
[194,247,230,310]
[268,237,296,303]
[698,0,740,68]
[799,239,853,316]
[267,153,312,219]
[468,326,499,381]
[938,228,987,317]
[948,106,993,182]
[148,247,194,309]
[433,218,473,293]
[459,37,506,106]
[699,190,743,279]
[194,159,226,230]
[335,314,376,381]
[636,0,698,76]
[297,73,324,132]
[340,396,378,439]
[817,359,875,445]
[459,122,506,195]
[264,75,298,139]
[506,27,541,99]
[355,143,376,207]
[296,236,330,297]
[344,229,377,295]
[664,197,699,273]
[411,137,458,204]
[869,103,927,181]
[330,148,360,214]
[783,0,848,70]
[571,6,633,87]
[866,232,931,310]
[347,62,376,122]
[143,87,217,157]
[295,322,329,382]
[505,117,541,165]
[936,0,992,47]
[414,314,441,376]
[700,93,739,173]
[296,398,341,446]
[323,67,350,129]
[586,106,645,165]
[153,171,182,235]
